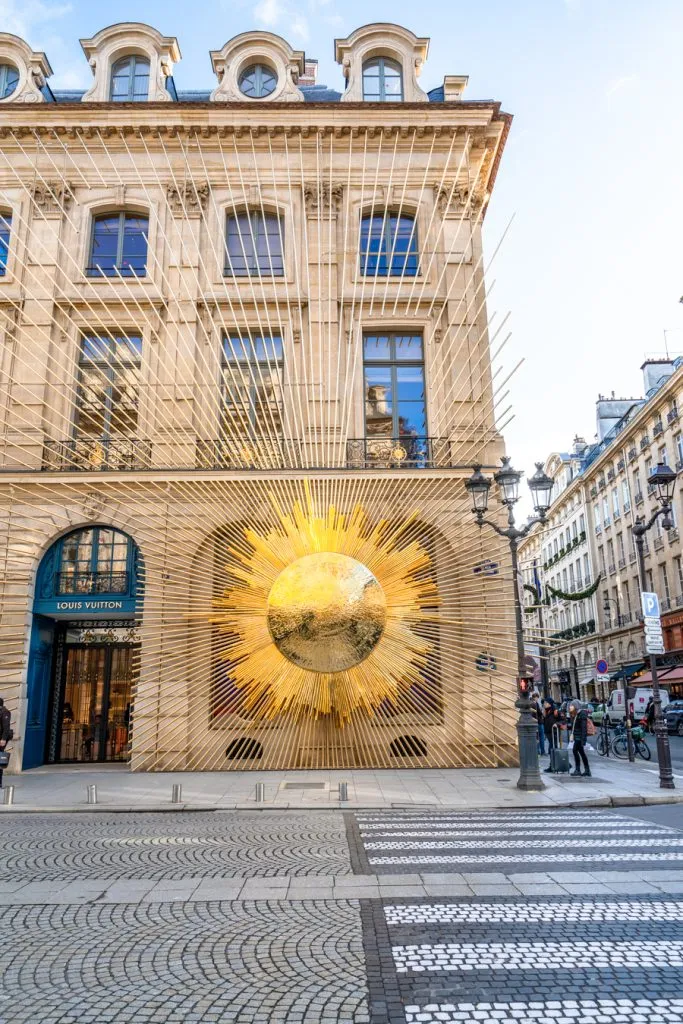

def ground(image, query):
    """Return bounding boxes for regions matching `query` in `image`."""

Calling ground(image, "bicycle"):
[611,723,651,760]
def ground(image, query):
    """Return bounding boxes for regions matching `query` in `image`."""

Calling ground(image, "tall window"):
[360,213,418,276]
[221,334,283,436]
[225,211,283,277]
[362,57,403,101]
[364,334,426,439]
[58,527,132,595]
[88,213,148,277]
[0,64,19,100]
[110,55,150,101]
[74,334,142,439]
[612,487,620,516]
[0,212,10,276]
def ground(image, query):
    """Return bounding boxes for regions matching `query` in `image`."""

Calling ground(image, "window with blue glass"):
[0,64,19,100]
[221,334,283,436]
[225,211,284,277]
[362,57,403,102]
[110,55,150,101]
[364,334,426,439]
[87,213,148,277]
[360,213,418,276]
[56,527,133,595]
[0,213,10,276]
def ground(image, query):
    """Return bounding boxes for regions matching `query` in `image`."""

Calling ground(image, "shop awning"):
[610,663,644,681]
[578,674,596,688]
[633,665,683,685]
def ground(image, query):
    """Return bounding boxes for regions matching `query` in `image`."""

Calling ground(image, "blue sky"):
[3,0,683,488]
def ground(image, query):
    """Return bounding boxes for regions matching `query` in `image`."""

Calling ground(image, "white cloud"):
[253,0,310,41]
[0,0,72,40]
[605,74,638,108]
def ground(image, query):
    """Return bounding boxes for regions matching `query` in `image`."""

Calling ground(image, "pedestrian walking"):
[542,700,557,773]
[568,701,591,777]
[0,697,12,788]
[532,692,545,755]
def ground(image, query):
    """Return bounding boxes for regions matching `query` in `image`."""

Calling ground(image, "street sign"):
[596,673,610,684]
[596,659,608,675]
[641,592,661,618]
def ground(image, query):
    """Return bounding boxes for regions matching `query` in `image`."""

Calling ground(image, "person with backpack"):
[0,697,12,788]
[568,701,591,777]
[532,692,545,755]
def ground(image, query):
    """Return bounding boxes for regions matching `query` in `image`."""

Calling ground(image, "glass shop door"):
[57,645,133,763]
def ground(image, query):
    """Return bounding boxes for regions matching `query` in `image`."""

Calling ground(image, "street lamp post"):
[632,461,678,790]
[466,457,554,791]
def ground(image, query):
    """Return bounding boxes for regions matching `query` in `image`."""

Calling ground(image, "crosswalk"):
[356,809,683,1024]
[355,808,683,872]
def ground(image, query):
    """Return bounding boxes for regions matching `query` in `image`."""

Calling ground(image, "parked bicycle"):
[612,722,651,760]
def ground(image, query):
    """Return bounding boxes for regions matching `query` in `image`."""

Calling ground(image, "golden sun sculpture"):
[211,485,439,725]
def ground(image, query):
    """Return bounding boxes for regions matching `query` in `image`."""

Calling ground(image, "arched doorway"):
[24,525,143,768]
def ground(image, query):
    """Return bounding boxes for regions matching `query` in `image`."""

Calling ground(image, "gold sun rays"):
[211,483,438,725]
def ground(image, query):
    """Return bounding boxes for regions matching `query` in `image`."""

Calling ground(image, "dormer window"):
[238,63,277,99]
[362,57,403,101]
[110,55,150,101]
[0,64,19,99]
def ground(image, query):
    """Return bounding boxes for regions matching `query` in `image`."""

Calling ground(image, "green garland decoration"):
[545,573,602,602]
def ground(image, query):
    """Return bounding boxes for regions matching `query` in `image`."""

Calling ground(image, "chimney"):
[572,435,588,456]
[642,358,675,395]
[299,59,318,86]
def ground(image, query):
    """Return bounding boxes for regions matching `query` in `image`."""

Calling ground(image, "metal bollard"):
[339,781,349,802]
[171,783,182,804]
[2,785,14,806]
[86,784,97,805]
[255,782,265,803]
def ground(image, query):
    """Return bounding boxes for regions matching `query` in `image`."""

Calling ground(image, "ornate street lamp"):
[466,457,552,791]
[632,461,678,789]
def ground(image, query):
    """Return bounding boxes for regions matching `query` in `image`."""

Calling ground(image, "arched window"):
[56,526,135,595]
[362,57,403,101]
[87,212,148,277]
[0,64,19,100]
[110,55,150,102]
[225,211,284,277]
[238,64,277,99]
[360,213,418,277]
[0,212,11,276]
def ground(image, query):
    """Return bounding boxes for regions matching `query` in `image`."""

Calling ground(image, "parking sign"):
[641,592,661,618]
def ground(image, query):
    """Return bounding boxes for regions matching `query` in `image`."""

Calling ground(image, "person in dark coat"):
[568,701,590,777]
[0,697,11,788]
[542,700,557,773]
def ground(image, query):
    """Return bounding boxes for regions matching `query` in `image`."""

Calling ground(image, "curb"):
[2,793,683,813]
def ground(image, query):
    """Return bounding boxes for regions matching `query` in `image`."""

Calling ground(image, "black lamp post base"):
[654,722,676,789]
[515,696,545,791]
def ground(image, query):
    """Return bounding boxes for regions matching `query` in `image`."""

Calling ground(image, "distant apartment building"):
[520,358,683,701]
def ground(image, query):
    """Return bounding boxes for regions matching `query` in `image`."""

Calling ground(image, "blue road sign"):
[641,592,661,619]
[596,659,608,675]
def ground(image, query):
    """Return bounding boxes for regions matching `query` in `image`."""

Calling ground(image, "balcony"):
[617,459,625,472]
[55,571,129,595]
[551,619,596,642]
[640,436,651,450]
[595,524,602,535]
[668,407,679,424]
[345,437,459,469]
[669,527,680,543]
[608,561,616,574]
[618,557,626,569]
[624,500,631,513]
[604,515,611,527]
[654,535,665,551]
[653,420,664,437]
[629,550,637,563]
[628,448,638,462]
[590,485,598,498]
[195,438,303,470]
[676,593,683,608]
[635,491,644,505]
[661,597,672,612]
[607,469,615,481]
[598,477,606,490]
[42,438,152,471]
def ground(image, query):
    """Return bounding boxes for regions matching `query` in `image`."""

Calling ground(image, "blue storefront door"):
[24,615,56,769]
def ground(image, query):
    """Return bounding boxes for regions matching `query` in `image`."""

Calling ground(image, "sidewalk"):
[2,754,683,812]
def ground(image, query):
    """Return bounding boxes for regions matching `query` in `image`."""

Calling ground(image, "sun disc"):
[266,551,387,672]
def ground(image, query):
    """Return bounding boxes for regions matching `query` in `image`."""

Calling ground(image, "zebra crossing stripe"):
[358,823,652,833]
[360,829,657,840]
[392,939,683,973]
[369,851,683,864]
[366,838,683,850]
[384,900,683,924]
[403,998,683,1023]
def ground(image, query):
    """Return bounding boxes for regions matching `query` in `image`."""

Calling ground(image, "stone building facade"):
[520,359,683,702]
[0,22,516,772]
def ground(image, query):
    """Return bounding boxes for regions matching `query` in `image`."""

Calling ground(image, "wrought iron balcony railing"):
[55,571,129,595]
[43,438,152,471]
[195,437,302,470]
[346,436,458,469]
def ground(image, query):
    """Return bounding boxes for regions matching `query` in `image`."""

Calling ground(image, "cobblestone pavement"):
[0,811,352,880]
[4,806,683,1023]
